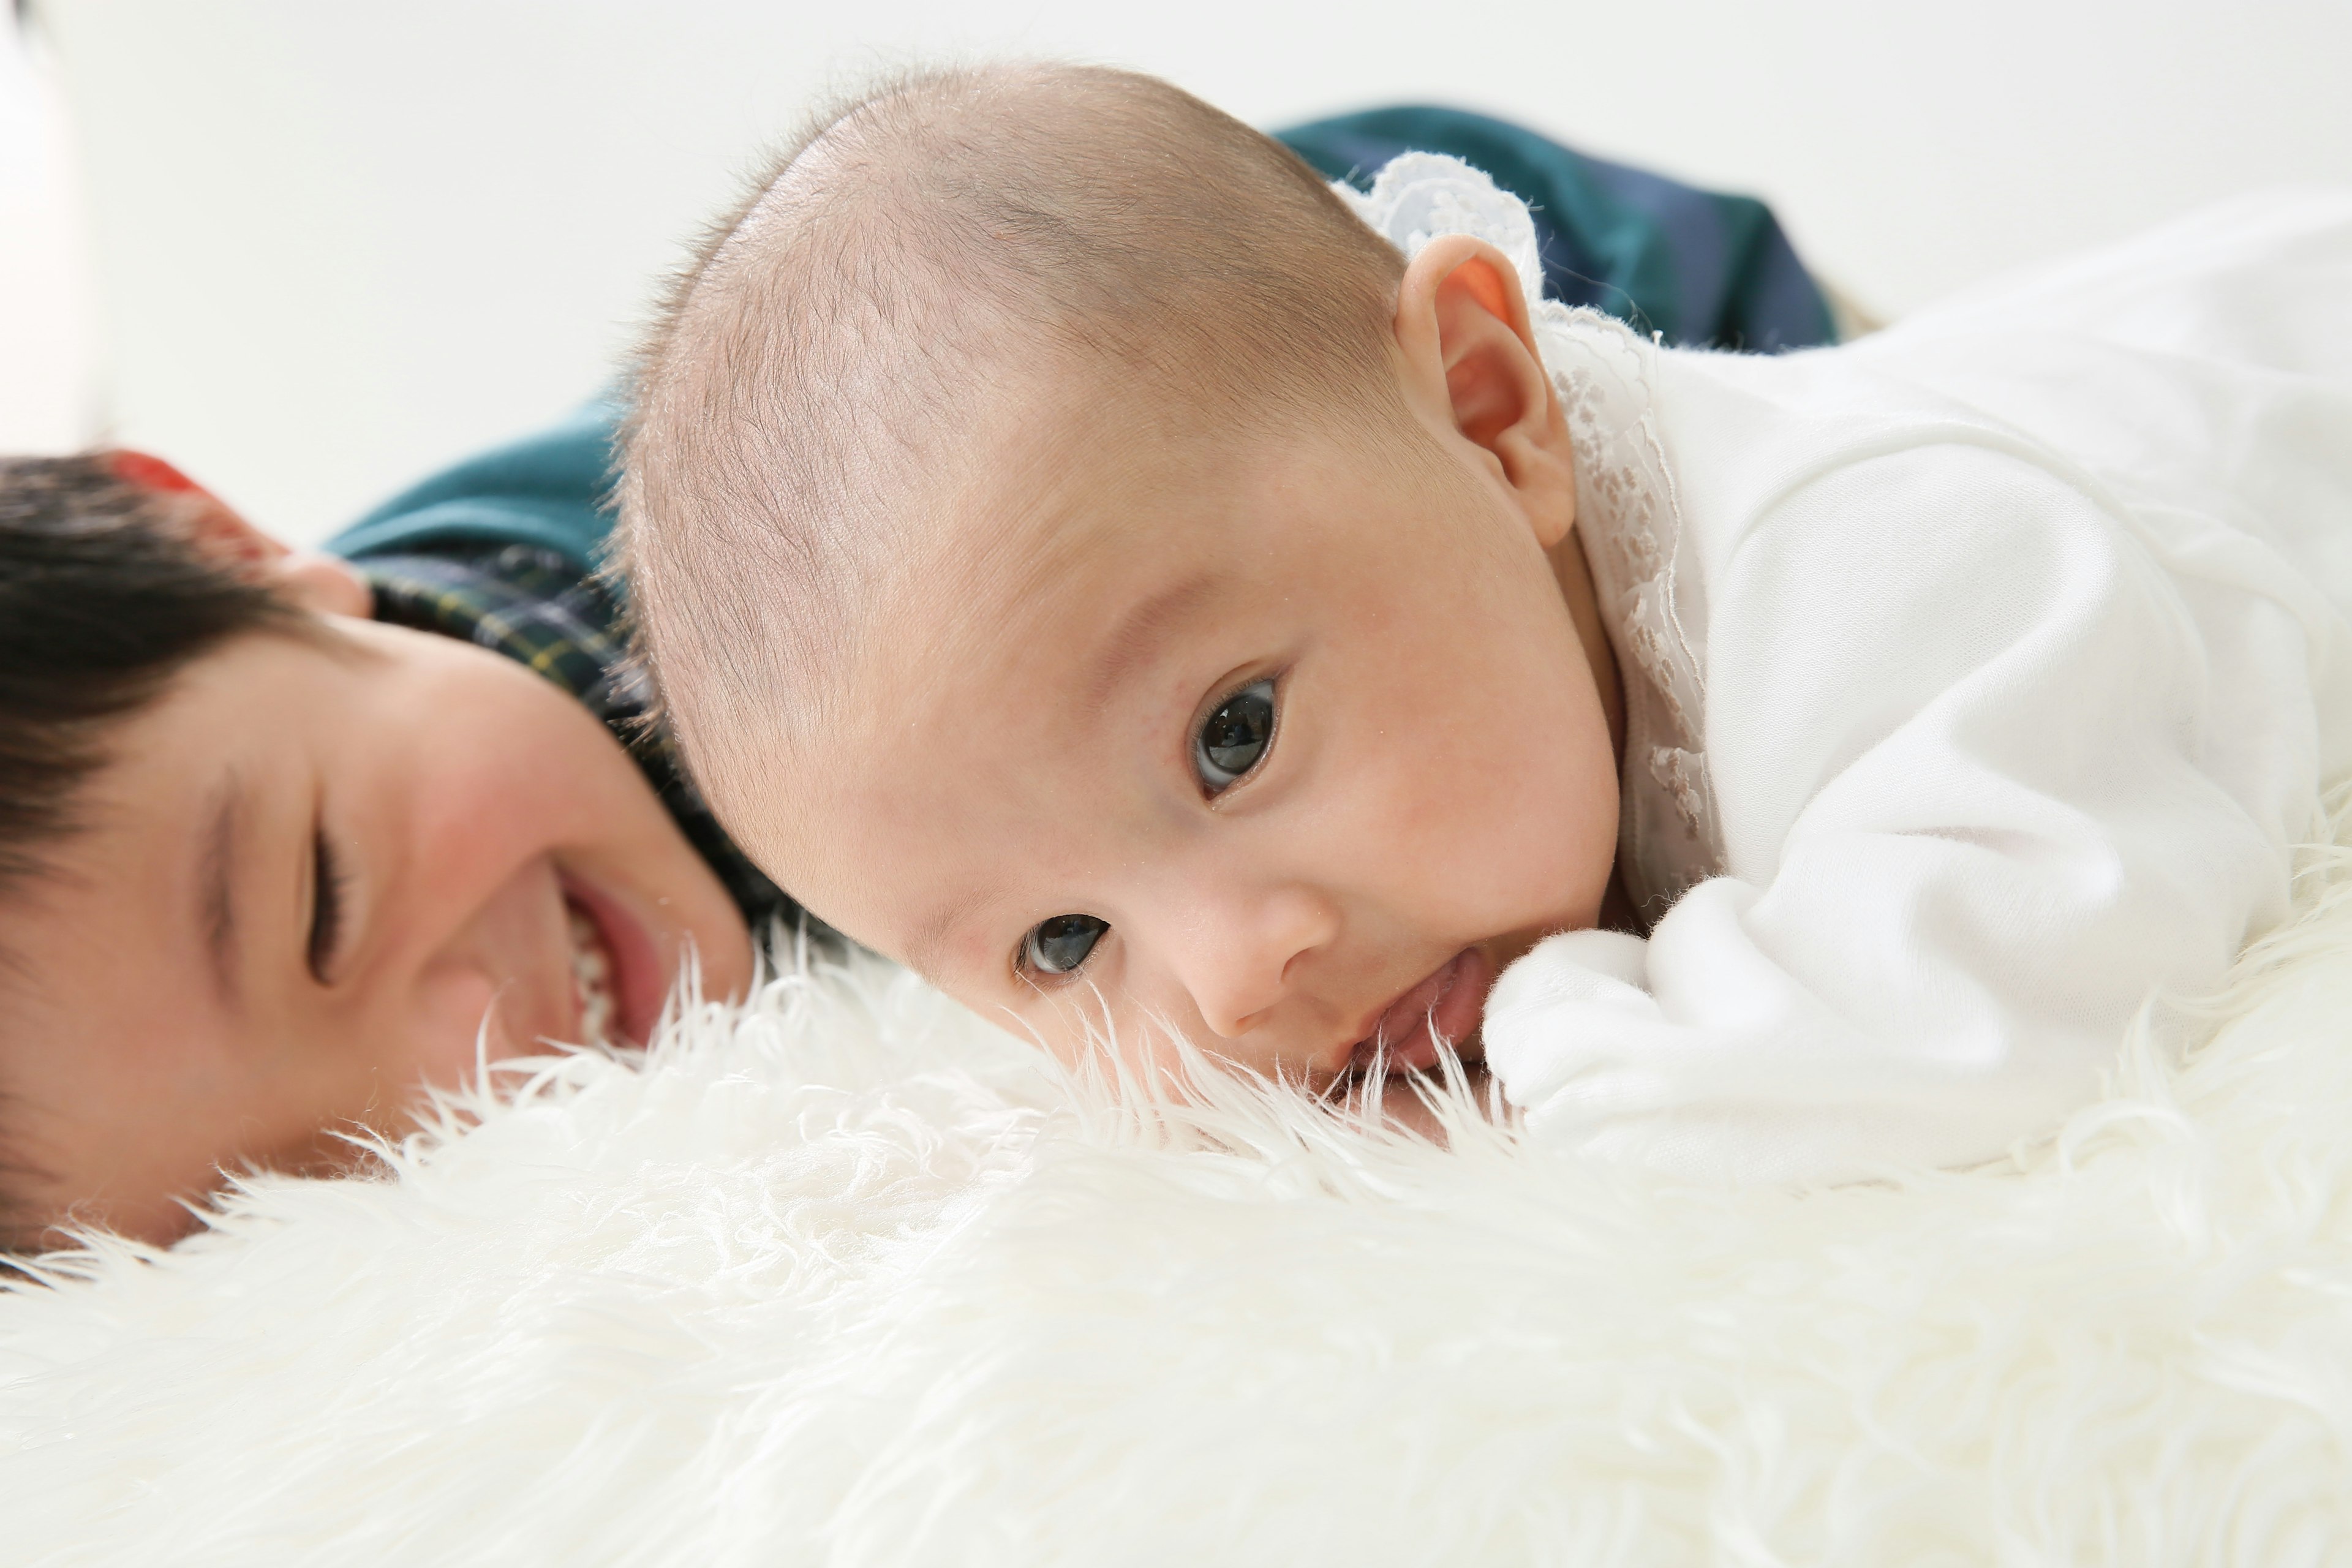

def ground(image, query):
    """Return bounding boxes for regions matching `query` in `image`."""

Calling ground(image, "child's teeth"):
[568,906,617,1044]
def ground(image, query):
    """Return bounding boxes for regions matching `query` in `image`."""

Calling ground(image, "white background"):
[10,0,2352,542]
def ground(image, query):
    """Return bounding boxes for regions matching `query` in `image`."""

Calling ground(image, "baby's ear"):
[108,449,373,617]
[1391,236,1576,547]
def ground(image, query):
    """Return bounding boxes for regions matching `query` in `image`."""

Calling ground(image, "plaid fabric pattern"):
[361,544,801,933]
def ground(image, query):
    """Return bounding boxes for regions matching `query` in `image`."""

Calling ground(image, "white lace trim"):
[1341,156,1722,913]
[1332,154,1548,306]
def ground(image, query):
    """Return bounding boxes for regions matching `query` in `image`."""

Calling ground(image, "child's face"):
[0,518,752,1246]
[742,350,1619,1093]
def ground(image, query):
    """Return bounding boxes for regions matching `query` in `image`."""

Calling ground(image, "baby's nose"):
[1170,885,1339,1039]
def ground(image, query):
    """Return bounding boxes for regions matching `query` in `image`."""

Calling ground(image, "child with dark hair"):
[0,440,769,1248]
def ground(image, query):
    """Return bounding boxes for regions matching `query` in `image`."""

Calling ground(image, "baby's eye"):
[1024,913,1108,976]
[1193,677,1276,794]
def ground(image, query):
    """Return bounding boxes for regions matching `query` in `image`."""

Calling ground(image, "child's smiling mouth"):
[565,902,620,1046]
[1342,946,1497,1078]
[558,872,668,1047]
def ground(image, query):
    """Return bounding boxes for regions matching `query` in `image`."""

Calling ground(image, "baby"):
[620,63,2352,1183]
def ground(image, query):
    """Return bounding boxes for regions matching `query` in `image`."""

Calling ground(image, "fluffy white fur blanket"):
[10,843,2352,1565]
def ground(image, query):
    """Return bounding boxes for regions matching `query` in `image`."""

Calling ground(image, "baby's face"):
[750,397,1619,1090]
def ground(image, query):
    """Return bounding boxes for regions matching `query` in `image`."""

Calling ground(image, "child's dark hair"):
[0,454,301,884]
[0,454,300,1243]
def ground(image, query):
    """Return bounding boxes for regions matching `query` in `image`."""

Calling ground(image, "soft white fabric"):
[1349,159,2352,1183]
[10,826,2352,1564]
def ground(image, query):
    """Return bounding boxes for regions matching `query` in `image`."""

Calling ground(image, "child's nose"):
[1167,883,1340,1039]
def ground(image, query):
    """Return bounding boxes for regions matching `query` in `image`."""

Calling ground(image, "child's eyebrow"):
[198,772,244,1008]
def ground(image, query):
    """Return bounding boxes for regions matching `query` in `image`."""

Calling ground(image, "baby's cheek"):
[1354,721,1513,845]
[1395,722,1611,925]
[1027,987,1115,1062]
[1012,983,1169,1076]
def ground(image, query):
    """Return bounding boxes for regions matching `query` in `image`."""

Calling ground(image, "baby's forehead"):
[878,496,1217,706]
[871,385,1417,684]
[752,386,1410,820]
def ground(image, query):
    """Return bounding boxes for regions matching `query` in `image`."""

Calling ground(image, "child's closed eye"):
[307,824,349,983]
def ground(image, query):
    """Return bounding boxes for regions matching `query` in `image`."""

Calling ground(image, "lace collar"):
[1341,155,1722,914]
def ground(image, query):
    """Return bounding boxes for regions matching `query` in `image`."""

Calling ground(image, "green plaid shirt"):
[361,542,799,933]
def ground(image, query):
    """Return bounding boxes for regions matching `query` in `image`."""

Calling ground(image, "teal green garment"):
[1275,106,1836,353]
[326,398,624,576]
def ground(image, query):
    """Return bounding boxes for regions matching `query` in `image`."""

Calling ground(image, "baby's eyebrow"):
[905,885,992,978]
[1081,572,1223,715]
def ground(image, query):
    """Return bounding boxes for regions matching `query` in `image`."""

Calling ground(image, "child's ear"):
[271,550,374,618]
[108,449,373,618]
[1390,236,1576,548]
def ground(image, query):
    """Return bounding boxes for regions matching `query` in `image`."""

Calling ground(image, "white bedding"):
[6,816,2352,1563]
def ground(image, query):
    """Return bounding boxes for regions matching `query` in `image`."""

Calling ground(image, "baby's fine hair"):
[617,61,1408,794]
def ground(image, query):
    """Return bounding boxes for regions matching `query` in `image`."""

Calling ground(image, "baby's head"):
[624,64,1622,1088]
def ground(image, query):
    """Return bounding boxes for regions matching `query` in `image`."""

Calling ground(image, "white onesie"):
[1342,159,2352,1183]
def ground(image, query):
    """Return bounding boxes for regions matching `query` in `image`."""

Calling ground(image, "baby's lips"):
[1354,946,1498,1074]
[1432,945,1498,1055]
